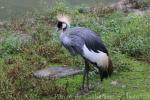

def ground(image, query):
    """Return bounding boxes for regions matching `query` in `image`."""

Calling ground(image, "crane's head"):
[57,14,70,31]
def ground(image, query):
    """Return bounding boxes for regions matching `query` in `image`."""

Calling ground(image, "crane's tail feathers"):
[108,57,113,76]
[100,57,113,80]
[57,14,71,26]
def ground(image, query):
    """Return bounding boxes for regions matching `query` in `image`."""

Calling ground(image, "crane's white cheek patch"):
[62,23,67,29]
[82,45,108,68]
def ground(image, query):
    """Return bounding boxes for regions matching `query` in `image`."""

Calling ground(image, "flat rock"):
[33,67,83,79]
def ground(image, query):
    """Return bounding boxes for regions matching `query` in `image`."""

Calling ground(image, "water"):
[0,0,119,20]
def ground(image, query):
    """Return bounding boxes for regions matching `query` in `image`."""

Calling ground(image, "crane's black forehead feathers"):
[57,21,63,28]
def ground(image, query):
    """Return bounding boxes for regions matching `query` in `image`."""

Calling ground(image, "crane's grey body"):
[59,27,108,64]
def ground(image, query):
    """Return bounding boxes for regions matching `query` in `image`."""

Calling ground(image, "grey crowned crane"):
[56,14,113,89]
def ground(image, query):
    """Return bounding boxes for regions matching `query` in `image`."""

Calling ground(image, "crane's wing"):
[68,27,109,55]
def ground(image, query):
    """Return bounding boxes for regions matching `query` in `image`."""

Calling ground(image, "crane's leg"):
[82,68,86,89]
[98,67,104,82]
[85,60,90,89]
[82,60,90,90]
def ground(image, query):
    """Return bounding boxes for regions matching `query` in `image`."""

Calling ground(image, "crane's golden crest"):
[57,14,71,25]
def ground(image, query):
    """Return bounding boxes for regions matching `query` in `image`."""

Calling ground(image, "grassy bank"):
[0,1,150,100]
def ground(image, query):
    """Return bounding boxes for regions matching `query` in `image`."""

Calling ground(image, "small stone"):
[0,6,5,9]
[111,80,118,86]
[121,85,126,88]
[0,22,4,26]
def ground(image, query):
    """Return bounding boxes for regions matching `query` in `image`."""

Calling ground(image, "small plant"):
[129,0,150,9]
[0,35,21,57]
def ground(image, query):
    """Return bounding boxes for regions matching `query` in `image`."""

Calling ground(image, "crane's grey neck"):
[59,29,71,45]
[59,30,67,39]
[59,25,71,43]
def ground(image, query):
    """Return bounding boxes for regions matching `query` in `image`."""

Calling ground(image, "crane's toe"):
[79,84,94,91]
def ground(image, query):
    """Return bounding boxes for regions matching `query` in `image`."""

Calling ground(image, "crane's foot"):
[77,84,94,95]
[79,84,94,91]
[86,85,94,91]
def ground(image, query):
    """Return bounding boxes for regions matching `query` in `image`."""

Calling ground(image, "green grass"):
[0,1,150,100]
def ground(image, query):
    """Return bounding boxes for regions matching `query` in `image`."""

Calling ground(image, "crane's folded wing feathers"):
[67,27,108,55]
